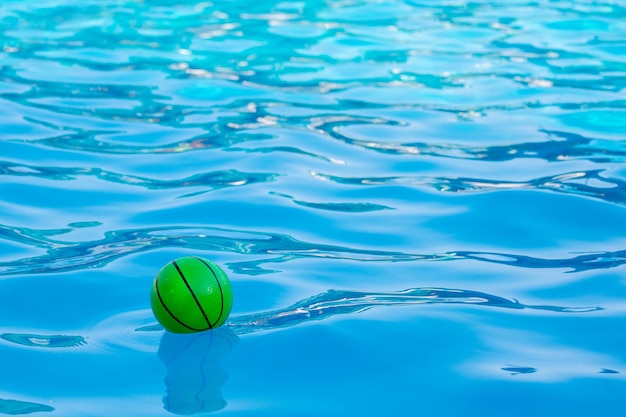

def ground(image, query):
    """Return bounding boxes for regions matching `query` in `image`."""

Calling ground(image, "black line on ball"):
[173,260,213,330]
[194,257,225,328]
[155,275,207,332]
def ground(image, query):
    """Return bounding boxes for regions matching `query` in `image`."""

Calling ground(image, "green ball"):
[150,256,233,334]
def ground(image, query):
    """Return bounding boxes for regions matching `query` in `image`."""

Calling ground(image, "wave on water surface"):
[1,224,626,276]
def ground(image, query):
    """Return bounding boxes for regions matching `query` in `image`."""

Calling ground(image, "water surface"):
[1,0,626,415]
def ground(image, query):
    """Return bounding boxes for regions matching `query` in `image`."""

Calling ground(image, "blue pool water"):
[1,0,626,415]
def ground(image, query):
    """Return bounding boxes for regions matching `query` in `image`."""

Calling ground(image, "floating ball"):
[150,256,233,333]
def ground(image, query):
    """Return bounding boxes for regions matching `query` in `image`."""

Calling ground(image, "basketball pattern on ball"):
[150,256,233,334]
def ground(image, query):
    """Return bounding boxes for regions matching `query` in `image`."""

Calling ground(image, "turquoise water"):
[1,0,626,415]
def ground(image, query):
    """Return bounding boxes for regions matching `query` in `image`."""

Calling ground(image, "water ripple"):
[312,169,626,207]
[129,285,600,337]
[1,224,624,277]
[269,192,393,212]
[226,286,600,335]
[0,398,54,415]
[0,0,623,138]
[0,160,276,193]
[0,333,86,348]
[320,122,626,163]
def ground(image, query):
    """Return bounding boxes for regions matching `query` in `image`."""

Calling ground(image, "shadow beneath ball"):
[158,328,239,415]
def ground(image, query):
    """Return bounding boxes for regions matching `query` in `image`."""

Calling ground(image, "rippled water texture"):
[1,0,626,415]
